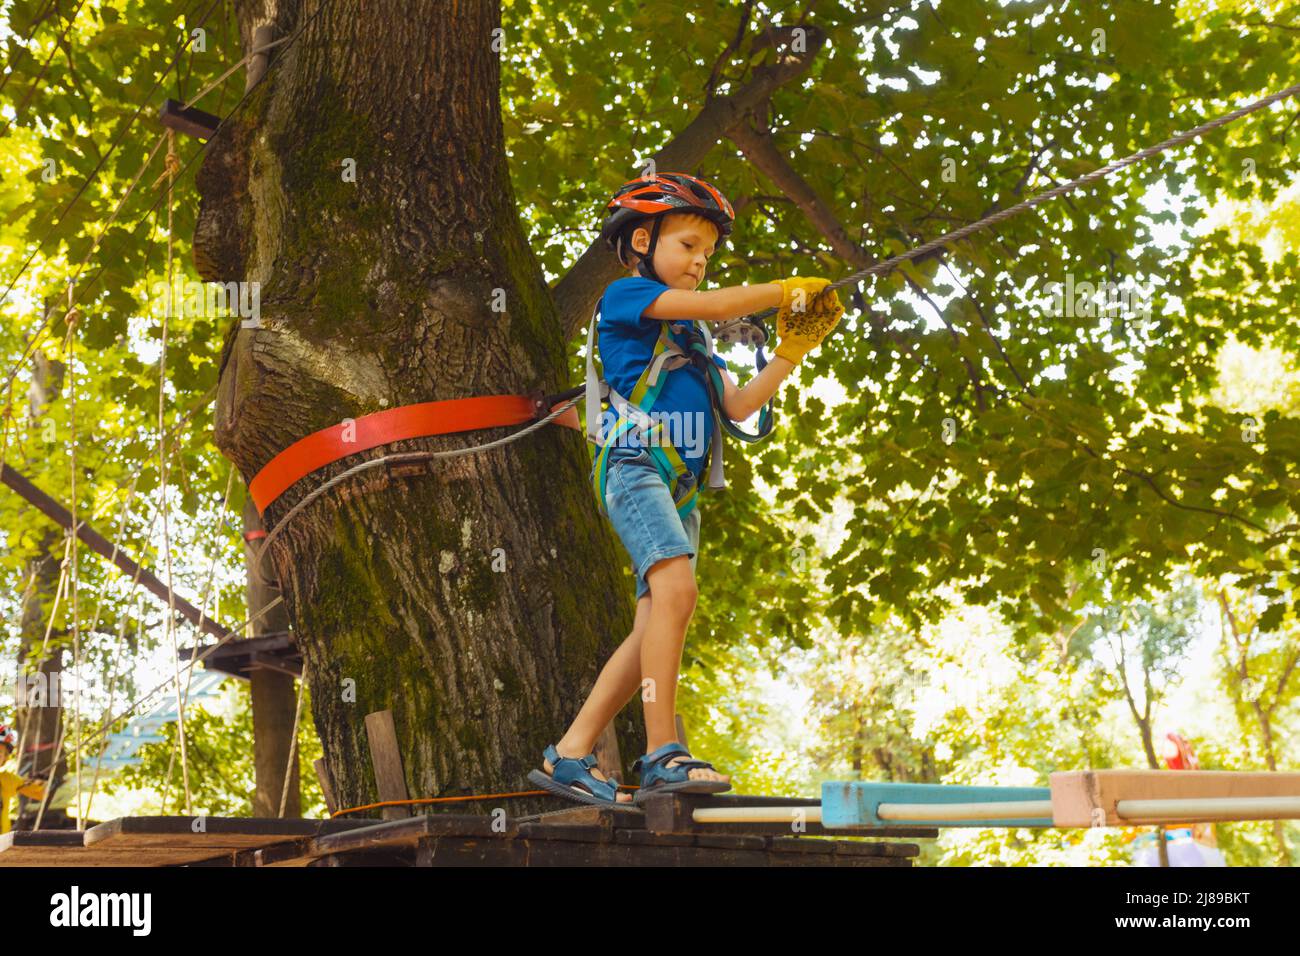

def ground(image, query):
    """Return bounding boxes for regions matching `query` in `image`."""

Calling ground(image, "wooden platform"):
[0,793,936,867]
[0,816,373,867]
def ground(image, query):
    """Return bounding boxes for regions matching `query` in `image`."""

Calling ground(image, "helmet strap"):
[635,215,666,284]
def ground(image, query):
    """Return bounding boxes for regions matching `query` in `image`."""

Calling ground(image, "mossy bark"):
[201,0,638,816]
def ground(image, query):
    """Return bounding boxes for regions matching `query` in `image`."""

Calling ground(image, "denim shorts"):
[595,445,700,602]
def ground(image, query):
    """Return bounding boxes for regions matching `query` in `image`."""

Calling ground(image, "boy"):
[530,172,843,806]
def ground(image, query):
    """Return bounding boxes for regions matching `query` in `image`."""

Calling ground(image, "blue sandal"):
[527,744,638,811]
[632,741,732,804]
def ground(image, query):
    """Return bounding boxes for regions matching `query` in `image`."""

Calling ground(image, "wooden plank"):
[770,836,836,855]
[0,831,87,866]
[364,710,410,820]
[314,758,339,816]
[83,815,358,848]
[693,832,767,851]
[0,829,234,868]
[614,829,696,847]
[252,838,316,867]
[314,814,506,854]
[516,822,610,843]
[0,813,923,867]
[158,98,221,140]
[254,814,510,866]
[833,839,921,858]
[417,836,529,866]
[1050,770,1300,827]
[60,816,373,867]
[512,804,641,827]
[309,848,415,867]
[0,463,230,641]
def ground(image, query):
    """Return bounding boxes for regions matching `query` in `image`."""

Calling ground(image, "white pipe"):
[690,801,1053,825]
[690,795,1300,828]
[692,806,823,824]
[1116,796,1300,822]
[876,800,1055,822]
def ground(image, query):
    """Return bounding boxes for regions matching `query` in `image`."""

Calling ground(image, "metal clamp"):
[713,316,768,348]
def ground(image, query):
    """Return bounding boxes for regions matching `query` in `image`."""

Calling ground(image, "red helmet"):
[600,171,735,282]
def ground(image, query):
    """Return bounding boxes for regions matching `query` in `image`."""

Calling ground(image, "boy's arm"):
[719,355,797,421]
[643,282,783,323]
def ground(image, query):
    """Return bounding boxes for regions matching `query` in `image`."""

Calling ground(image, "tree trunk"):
[200,0,635,814]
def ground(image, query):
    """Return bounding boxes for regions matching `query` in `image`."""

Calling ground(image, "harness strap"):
[584,296,778,519]
[587,307,702,519]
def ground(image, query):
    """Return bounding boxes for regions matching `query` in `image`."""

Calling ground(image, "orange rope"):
[329,784,642,818]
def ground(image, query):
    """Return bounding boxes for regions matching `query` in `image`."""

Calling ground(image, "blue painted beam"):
[823,781,1054,828]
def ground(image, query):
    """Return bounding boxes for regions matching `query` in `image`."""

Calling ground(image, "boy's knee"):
[645,556,697,612]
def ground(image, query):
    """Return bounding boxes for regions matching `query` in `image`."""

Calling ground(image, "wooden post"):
[243,497,300,818]
[593,722,623,788]
[314,758,338,816]
[674,714,689,751]
[364,710,411,820]
[246,24,274,91]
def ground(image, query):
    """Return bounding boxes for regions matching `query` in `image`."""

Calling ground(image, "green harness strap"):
[676,324,775,445]
[592,321,701,521]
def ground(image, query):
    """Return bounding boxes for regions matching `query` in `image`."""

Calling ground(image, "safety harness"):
[584,301,775,522]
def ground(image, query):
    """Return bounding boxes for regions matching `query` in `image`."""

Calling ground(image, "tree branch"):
[552,23,830,343]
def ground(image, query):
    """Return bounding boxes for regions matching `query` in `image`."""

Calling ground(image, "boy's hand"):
[771,277,844,365]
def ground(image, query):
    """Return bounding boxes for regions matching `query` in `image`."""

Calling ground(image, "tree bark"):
[200,0,635,814]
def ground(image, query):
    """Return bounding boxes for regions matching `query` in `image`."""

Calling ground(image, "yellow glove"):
[770,277,844,365]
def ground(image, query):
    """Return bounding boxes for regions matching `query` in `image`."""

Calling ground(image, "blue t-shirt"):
[597,276,728,479]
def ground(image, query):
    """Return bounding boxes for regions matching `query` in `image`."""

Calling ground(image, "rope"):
[0,0,62,101]
[0,0,222,307]
[81,472,143,642]
[253,397,582,583]
[278,659,308,818]
[160,463,236,815]
[328,777,649,817]
[66,283,82,828]
[82,601,146,823]
[157,127,193,817]
[182,36,295,110]
[0,0,304,399]
[0,132,169,399]
[327,788,639,818]
[72,595,286,759]
[0,0,94,138]
[756,81,1300,321]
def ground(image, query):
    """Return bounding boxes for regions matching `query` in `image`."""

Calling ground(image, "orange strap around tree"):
[248,394,581,516]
